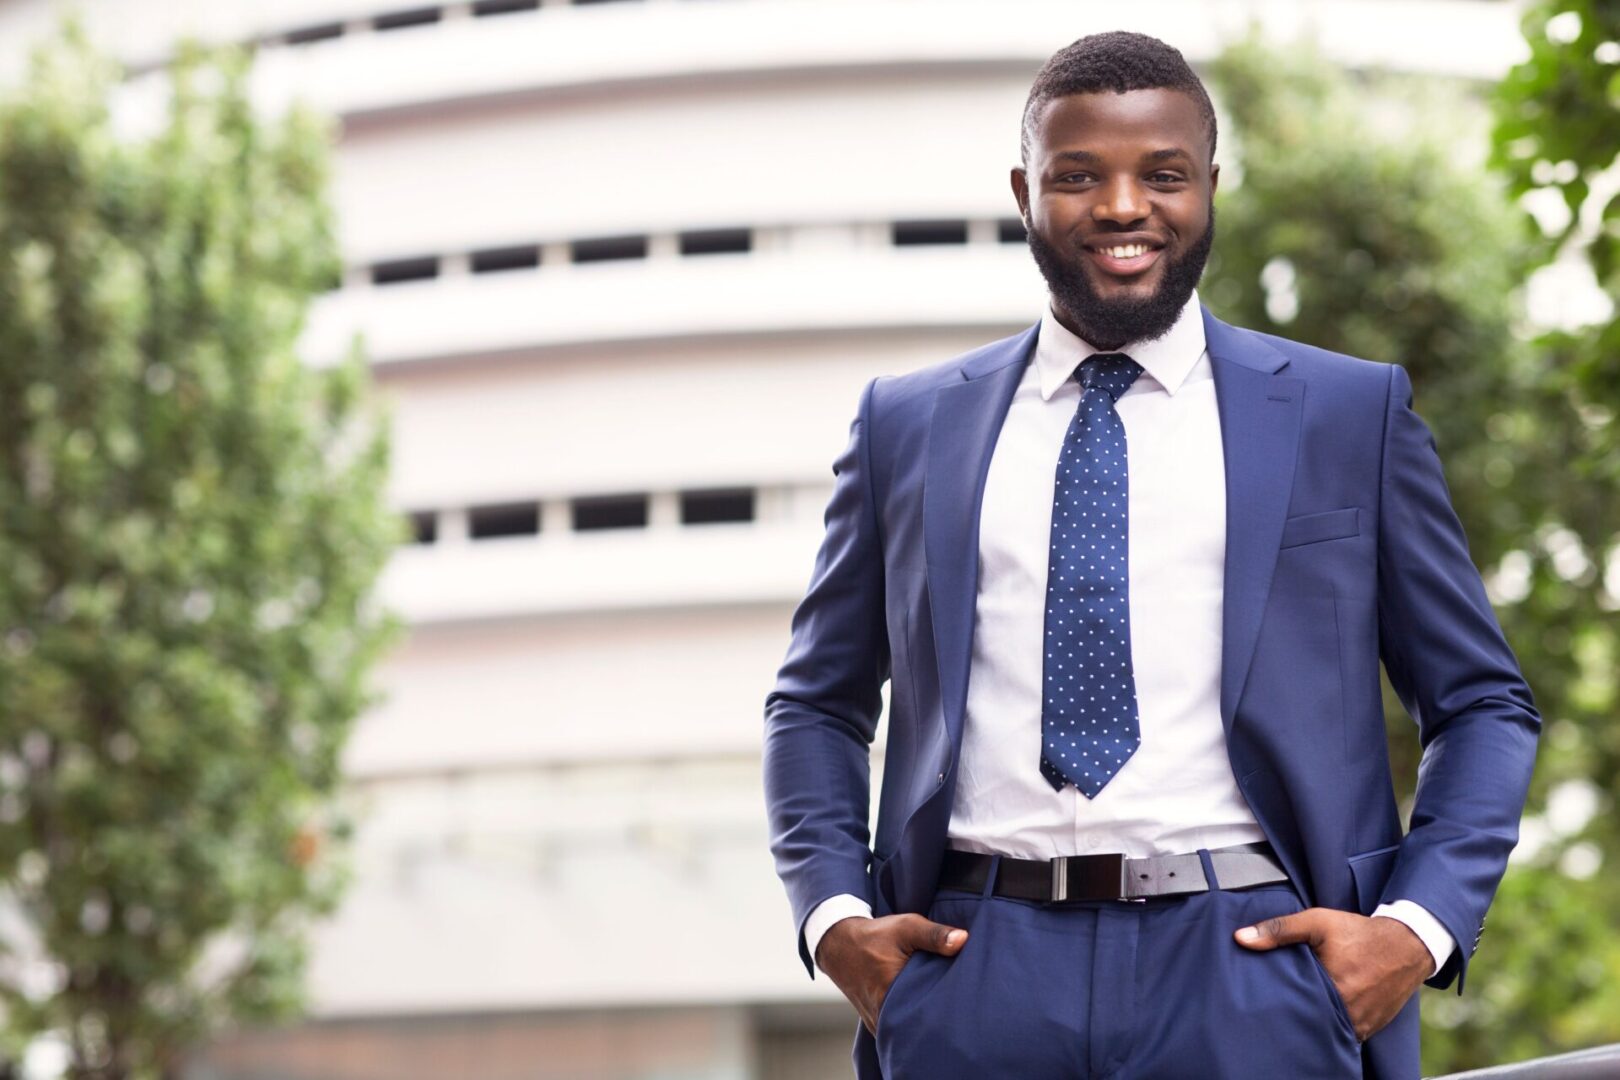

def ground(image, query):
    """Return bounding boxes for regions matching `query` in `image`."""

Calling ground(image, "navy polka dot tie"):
[1039,352,1144,798]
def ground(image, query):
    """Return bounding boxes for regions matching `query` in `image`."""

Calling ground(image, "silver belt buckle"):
[1048,852,1135,902]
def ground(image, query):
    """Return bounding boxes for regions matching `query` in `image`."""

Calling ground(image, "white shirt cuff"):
[804,893,873,973]
[1372,899,1456,978]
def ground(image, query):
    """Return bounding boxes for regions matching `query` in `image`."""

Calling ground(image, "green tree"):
[0,26,400,1080]
[1476,0,1620,1065]
[1206,27,1620,1074]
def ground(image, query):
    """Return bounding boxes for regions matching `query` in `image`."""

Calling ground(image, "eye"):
[1149,172,1185,183]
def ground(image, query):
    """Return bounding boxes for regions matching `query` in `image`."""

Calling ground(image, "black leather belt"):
[938,841,1287,903]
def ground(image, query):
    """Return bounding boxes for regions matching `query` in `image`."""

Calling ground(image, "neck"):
[1053,304,1129,352]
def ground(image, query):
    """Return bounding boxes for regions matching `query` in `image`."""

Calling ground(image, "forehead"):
[1029,88,1207,162]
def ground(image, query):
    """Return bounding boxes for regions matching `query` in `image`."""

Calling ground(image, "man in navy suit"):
[763,30,1538,1079]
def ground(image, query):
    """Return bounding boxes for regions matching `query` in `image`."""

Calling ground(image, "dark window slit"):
[375,7,442,32]
[572,235,648,264]
[680,228,752,256]
[285,22,344,46]
[469,502,540,539]
[472,245,541,274]
[372,256,440,286]
[893,219,969,246]
[574,495,648,531]
[681,488,754,525]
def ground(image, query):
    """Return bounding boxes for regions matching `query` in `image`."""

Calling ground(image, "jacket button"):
[937,771,946,783]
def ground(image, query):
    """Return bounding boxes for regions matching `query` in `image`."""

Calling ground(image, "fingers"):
[1234,909,1323,950]
[903,913,969,956]
[853,916,968,1038]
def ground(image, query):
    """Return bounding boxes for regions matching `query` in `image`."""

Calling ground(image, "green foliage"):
[1206,25,1619,1074]
[1464,0,1620,1069]
[0,24,400,1080]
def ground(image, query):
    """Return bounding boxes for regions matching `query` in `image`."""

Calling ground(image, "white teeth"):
[1102,244,1150,258]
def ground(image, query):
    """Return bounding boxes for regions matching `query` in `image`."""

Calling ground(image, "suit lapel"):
[1203,306,1303,736]
[923,325,1037,751]
[920,307,1302,761]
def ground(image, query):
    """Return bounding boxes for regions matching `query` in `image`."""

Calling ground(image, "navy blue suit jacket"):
[763,306,1539,1079]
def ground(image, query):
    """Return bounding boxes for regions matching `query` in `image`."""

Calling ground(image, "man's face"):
[1012,88,1218,349]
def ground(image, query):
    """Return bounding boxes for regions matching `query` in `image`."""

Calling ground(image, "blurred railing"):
[1434,1044,1620,1079]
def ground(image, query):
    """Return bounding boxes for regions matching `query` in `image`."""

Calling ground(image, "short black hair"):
[1021,31,1217,167]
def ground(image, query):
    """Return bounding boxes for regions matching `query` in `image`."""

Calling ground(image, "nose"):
[1092,176,1149,226]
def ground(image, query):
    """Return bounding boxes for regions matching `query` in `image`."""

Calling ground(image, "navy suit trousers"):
[870,853,1387,1080]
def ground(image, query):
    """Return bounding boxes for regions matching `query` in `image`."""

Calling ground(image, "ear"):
[1209,161,1220,199]
[1010,166,1030,224]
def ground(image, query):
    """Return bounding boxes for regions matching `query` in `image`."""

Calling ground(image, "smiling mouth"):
[1085,243,1164,277]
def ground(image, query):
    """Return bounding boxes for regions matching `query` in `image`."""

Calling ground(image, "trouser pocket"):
[1301,937,1361,1044]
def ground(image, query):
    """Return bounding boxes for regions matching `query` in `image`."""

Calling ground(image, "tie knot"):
[1077,352,1143,403]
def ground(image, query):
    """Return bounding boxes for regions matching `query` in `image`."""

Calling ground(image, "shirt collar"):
[1034,287,1206,401]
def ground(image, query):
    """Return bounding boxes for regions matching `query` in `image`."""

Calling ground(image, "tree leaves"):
[0,21,399,1079]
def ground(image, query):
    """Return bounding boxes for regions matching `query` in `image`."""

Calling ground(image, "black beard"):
[1025,203,1215,351]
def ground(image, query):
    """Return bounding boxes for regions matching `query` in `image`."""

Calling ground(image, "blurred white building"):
[0,1,1530,1077]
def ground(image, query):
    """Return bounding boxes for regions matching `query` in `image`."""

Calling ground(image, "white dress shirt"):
[805,289,1454,976]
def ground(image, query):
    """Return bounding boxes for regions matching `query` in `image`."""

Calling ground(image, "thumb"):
[1234,911,1318,951]
[905,914,968,956]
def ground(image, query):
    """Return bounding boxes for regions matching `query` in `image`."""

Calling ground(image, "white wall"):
[371,324,1000,504]
[328,72,1031,261]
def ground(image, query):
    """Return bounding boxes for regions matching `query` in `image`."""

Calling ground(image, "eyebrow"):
[1053,148,1193,166]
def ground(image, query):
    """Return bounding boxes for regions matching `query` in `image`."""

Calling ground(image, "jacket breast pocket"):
[1279,507,1360,550]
